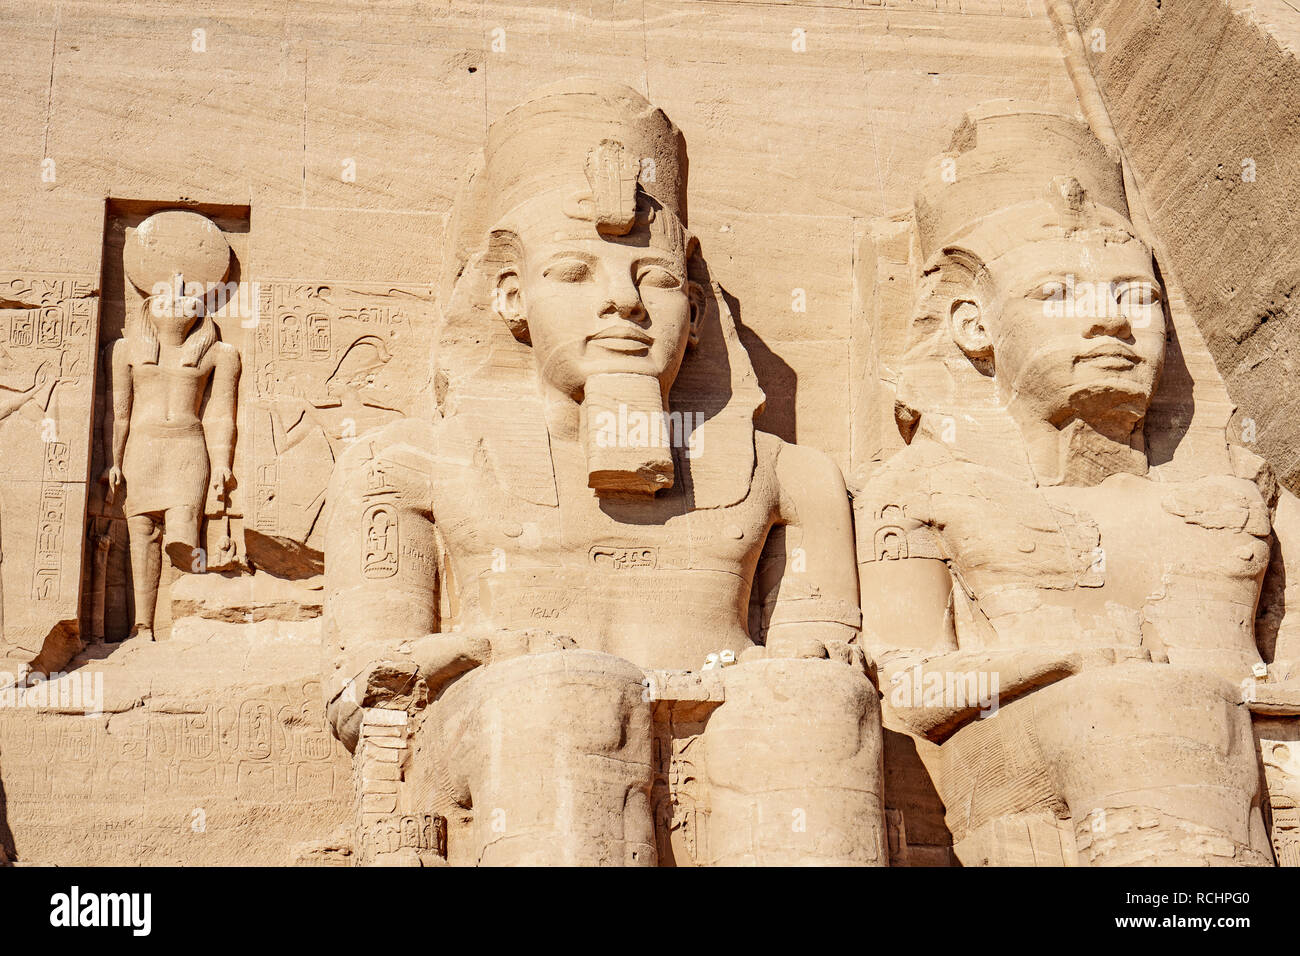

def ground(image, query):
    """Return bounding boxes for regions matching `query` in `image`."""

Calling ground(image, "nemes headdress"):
[894,102,1144,457]
[443,78,689,293]
[435,79,764,509]
[913,100,1134,268]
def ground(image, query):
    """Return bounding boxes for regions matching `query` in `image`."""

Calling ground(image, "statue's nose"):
[600,274,647,324]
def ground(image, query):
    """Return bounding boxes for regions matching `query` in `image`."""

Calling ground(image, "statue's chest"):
[427,464,776,576]
[132,363,208,400]
[928,469,1272,656]
[934,471,1272,600]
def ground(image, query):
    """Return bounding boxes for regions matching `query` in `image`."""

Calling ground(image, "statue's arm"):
[768,440,862,650]
[323,438,440,658]
[101,340,131,503]
[851,458,953,667]
[203,343,240,503]
[858,555,956,671]
[859,552,1076,739]
[322,434,442,747]
[852,464,1074,739]
[109,340,132,465]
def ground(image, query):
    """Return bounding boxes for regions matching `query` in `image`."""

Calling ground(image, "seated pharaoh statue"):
[321,79,884,866]
[853,102,1300,866]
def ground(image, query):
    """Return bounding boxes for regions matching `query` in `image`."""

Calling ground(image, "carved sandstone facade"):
[1,0,1299,869]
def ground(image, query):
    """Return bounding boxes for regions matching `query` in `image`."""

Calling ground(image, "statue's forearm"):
[206,421,236,470]
[880,646,1081,742]
[107,341,132,469]
[204,346,240,471]
[110,419,128,468]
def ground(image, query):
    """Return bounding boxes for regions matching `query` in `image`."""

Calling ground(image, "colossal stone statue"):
[853,102,1300,866]
[322,79,883,866]
[102,211,241,640]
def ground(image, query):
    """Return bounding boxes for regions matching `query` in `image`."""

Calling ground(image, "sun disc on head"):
[124,209,231,295]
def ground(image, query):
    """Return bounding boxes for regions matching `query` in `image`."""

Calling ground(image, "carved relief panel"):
[0,267,102,667]
[242,281,434,577]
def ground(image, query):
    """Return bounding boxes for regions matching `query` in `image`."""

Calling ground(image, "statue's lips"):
[1075,344,1141,368]
[589,326,653,353]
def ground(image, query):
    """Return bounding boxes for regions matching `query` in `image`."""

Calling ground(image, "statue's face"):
[148,293,202,339]
[501,201,696,400]
[977,234,1165,426]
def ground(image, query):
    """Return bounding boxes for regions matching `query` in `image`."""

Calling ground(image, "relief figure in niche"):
[102,211,240,640]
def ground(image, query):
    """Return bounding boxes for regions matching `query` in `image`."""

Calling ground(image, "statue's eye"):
[1029,281,1066,301]
[1116,281,1160,308]
[543,259,592,283]
[636,266,682,289]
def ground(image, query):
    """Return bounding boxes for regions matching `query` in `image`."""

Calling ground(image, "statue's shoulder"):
[105,334,132,367]
[203,338,240,373]
[756,430,849,511]
[330,417,441,506]
[755,428,836,473]
[849,439,991,562]
[849,439,955,504]
[1228,442,1280,509]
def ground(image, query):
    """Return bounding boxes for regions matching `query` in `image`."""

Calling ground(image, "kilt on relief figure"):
[321,79,886,866]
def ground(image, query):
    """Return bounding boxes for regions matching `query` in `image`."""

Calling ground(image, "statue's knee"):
[707,658,882,787]
[437,649,655,865]
[701,659,885,865]
[449,649,651,758]
[1029,664,1264,856]
[1033,663,1255,777]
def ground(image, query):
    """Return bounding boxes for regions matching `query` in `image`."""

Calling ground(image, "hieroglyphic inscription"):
[0,273,99,644]
[0,679,344,805]
[0,677,352,864]
[362,504,398,579]
[360,813,446,859]
[33,482,66,601]
[245,282,433,550]
[1260,730,1300,867]
[590,546,658,570]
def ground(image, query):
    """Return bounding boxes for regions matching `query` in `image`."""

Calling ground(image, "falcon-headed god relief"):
[103,211,240,640]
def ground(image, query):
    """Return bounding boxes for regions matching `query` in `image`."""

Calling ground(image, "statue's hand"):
[403,632,493,698]
[101,465,123,505]
[209,467,233,512]
[744,624,873,678]
[326,630,577,750]
[402,629,576,697]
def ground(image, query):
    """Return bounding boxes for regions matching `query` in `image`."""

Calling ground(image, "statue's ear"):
[949,298,992,360]
[686,280,706,348]
[484,229,529,344]
[493,268,529,344]
[685,237,707,349]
